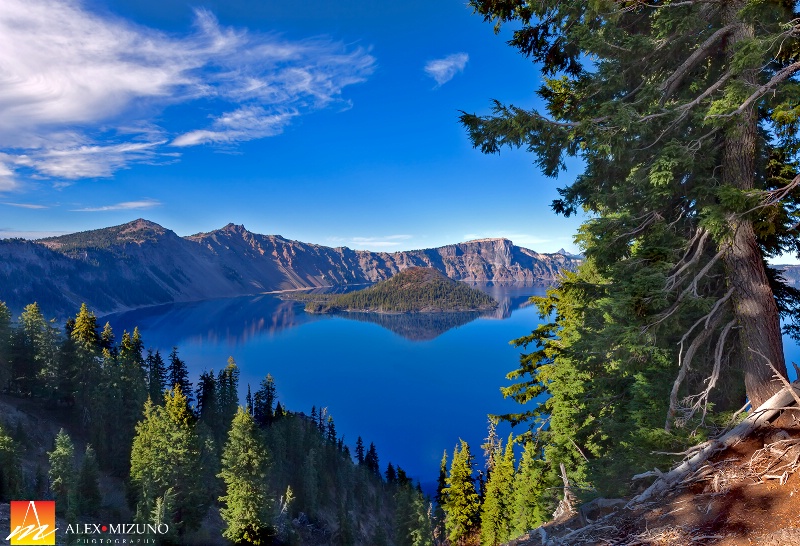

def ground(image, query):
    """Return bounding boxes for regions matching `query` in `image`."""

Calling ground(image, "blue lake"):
[103,284,548,491]
[103,284,800,491]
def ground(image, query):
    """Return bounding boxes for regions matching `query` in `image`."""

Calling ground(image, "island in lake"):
[294,267,499,314]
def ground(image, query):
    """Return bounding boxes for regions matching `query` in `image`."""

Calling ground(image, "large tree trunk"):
[721,3,787,409]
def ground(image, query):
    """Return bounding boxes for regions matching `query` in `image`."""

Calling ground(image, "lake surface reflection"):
[103,283,549,489]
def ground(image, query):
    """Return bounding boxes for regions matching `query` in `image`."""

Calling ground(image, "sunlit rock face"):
[0,220,580,317]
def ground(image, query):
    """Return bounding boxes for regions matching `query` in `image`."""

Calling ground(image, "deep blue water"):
[103,284,548,491]
[103,285,800,491]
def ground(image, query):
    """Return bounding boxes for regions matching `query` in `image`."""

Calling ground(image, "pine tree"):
[386,462,397,484]
[479,435,515,546]
[0,424,22,501]
[365,442,380,478]
[167,347,192,402]
[77,444,102,516]
[218,407,273,545]
[48,429,77,520]
[146,349,167,404]
[355,436,365,465]
[433,449,448,544]
[0,301,11,391]
[253,374,277,427]
[512,441,549,534]
[461,0,800,497]
[130,387,206,533]
[442,440,479,546]
[463,0,800,406]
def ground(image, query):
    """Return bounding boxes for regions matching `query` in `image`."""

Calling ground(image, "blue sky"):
[0,0,585,252]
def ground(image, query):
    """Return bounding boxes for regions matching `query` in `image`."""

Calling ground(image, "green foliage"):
[301,267,498,313]
[464,0,800,523]
[442,440,480,545]
[130,387,207,533]
[479,436,515,546]
[0,424,22,501]
[511,441,549,534]
[48,428,77,519]
[77,444,102,516]
[218,407,274,545]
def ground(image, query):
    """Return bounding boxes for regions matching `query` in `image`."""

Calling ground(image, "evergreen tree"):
[100,322,116,356]
[386,462,397,484]
[301,448,319,516]
[130,387,206,533]
[167,347,192,402]
[326,416,337,445]
[464,0,800,404]
[246,384,253,416]
[395,484,433,546]
[442,440,479,546]
[253,374,277,427]
[461,0,800,497]
[218,407,273,545]
[146,349,167,404]
[15,303,59,397]
[365,442,380,478]
[512,441,549,534]
[355,436,365,465]
[77,444,102,516]
[70,304,102,424]
[48,429,77,520]
[0,301,10,391]
[0,424,22,501]
[217,356,239,424]
[433,449,448,544]
[479,435,515,546]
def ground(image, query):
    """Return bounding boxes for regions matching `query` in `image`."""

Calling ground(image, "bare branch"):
[665,228,710,291]
[665,311,724,431]
[706,61,800,120]
[660,24,739,104]
[750,347,800,408]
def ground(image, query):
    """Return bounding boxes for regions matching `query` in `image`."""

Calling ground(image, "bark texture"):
[721,2,788,409]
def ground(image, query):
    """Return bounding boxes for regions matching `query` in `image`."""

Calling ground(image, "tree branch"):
[659,24,739,104]
[706,61,800,120]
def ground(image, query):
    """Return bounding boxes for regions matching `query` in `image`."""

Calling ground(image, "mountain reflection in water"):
[103,282,549,344]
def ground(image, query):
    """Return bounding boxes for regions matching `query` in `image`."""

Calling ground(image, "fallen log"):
[627,380,800,507]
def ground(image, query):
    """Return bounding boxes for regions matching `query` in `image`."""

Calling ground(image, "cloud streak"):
[424,53,468,87]
[71,199,162,212]
[0,0,376,186]
[1,202,49,209]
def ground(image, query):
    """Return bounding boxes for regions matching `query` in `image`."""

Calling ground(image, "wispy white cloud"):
[71,199,162,212]
[0,162,18,192]
[329,234,413,249]
[424,53,468,87]
[0,0,376,187]
[1,202,49,209]
[172,108,297,147]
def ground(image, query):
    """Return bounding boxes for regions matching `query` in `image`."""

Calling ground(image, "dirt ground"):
[512,425,800,545]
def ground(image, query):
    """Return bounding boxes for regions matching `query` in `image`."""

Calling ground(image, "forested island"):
[295,267,498,314]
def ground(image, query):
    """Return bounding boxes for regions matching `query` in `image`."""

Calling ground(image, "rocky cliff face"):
[1,219,580,317]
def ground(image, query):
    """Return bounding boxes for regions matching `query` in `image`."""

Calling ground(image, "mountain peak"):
[463,237,514,246]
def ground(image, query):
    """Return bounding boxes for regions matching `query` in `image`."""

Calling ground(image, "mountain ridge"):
[0,219,580,318]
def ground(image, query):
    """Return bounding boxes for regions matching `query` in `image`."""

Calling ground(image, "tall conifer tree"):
[462,0,800,496]
[218,407,273,545]
[442,440,479,546]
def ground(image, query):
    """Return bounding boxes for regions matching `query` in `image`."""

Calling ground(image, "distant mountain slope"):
[0,219,580,318]
[302,267,499,313]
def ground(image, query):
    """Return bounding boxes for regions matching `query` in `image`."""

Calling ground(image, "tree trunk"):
[721,2,787,409]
